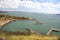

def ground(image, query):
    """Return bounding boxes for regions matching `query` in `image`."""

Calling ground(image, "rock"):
[46,28,60,35]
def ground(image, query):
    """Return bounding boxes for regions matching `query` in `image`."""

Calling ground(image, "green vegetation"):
[0,14,34,20]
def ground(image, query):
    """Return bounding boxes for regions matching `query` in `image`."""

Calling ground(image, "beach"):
[0,19,14,29]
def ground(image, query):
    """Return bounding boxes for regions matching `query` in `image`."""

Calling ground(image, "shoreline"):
[0,14,59,36]
[0,14,42,29]
[0,14,60,40]
[0,14,34,29]
[0,19,14,29]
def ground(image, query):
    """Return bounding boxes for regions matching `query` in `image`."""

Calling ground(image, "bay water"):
[0,11,60,35]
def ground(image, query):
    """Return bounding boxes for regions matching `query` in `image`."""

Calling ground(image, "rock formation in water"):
[46,28,60,35]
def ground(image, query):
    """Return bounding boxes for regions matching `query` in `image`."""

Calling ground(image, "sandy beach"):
[0,19,14,29]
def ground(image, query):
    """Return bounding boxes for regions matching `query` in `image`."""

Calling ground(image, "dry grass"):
[0,29,60,40]
[0,32,60,40]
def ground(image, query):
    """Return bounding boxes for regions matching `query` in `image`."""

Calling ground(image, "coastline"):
[0,14,34,29]
[0,19,14,29]
[0,14,41,29]
[0,14,60,40]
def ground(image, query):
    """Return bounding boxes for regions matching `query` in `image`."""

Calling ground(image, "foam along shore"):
[0,19,14,29]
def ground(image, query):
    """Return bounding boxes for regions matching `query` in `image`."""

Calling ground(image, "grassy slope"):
[0,30,60,40]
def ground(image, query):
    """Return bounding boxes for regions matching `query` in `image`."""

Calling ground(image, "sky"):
[0,0,60,14]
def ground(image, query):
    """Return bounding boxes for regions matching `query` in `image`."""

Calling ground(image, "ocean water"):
[0,11,60,35]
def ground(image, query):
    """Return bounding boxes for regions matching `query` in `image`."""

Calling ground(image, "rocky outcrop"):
[46,28,60,35]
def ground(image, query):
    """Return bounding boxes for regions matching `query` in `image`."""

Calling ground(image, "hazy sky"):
[0,0,60,14]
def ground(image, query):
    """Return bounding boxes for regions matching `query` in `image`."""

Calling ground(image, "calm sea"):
[0,11,60,35]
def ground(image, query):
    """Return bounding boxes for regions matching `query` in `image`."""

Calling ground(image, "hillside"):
[0,30,60,40]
